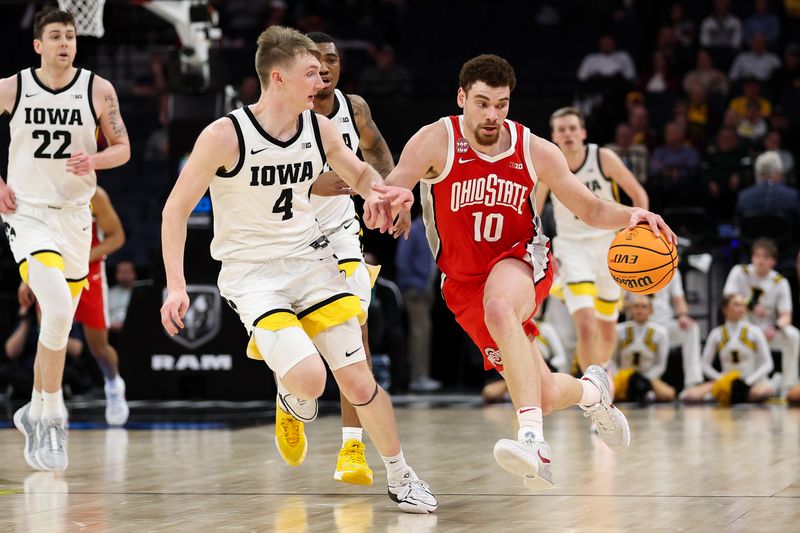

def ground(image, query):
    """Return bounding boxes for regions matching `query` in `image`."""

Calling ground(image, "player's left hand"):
[311,171,353,197]
[66,151,96,176]
[628,207,677,244]
[161,289,189,336]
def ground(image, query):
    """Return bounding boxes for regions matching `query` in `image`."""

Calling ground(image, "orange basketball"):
[607,223,677,294]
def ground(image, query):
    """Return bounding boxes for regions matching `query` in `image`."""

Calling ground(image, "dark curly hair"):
[459,54,516,94]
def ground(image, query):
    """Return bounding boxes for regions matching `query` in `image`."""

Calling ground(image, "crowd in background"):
[1,0,800,401]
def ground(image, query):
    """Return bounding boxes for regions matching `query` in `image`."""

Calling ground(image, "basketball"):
[607,223,677,294]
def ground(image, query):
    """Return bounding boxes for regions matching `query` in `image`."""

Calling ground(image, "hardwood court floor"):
[1,404,799,532]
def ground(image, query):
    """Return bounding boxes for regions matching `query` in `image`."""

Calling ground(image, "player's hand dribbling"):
[161,289,189,336]
[628,207,677,244]
[66,151,96,176]
[311,171,353,196]
[0,183,16,214]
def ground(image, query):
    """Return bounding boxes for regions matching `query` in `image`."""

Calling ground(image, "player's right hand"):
[161,289,189,336]
[391,210,412,240]
[311,171,353,197]
[0,183,17,214]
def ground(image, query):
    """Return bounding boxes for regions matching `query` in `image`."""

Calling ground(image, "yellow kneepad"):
[298,294,361,338]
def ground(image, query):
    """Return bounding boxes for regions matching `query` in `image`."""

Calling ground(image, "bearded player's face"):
[458,82,510,146]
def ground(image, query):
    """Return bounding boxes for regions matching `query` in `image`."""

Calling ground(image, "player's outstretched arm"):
[598,147,649,209]
[89,186,125,263]
[532,135,675,243]
[160,118,238,335]
[317,114,409,232]
[0,75,19,212]
[70,76,130,175]
[349,94,395,177]
[383,122,447,238]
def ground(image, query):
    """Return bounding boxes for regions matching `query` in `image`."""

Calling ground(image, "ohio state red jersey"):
[420,115,546,282]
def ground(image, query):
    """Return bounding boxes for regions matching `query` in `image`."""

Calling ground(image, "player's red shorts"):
[74,259,108,329]
[441,241,554,372]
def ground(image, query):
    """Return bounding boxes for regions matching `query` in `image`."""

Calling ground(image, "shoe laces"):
[342,441,367,465]
[583,403,616,433]
[280,416,301,446]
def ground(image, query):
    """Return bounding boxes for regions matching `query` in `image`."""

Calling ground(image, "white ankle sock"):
[30,389,43,420]
[42,390,66,420]
[517,406,544,441]
[579,377,602,406]
[342,427,363,445]
[381,450,408,479]
[105,375,125,393]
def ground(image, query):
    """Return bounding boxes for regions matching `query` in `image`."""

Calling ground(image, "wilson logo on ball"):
[612,274,654,289]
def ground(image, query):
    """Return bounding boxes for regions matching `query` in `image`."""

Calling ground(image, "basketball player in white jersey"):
[722,238,799,393]
[0,8,130,471]
[615,296,675,402]
[536,107,649,375]
[302,32,395,486]
[160,26,436,513]
[681,294,775,403]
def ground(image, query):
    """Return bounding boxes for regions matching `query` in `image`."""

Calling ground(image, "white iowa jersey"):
[8,68,98,206]
[209,107,328,263]
[723,264,792,329]
[311,89,359,235]
[551,143,619,240]
[616,321,669,379]
[706,321,770,380]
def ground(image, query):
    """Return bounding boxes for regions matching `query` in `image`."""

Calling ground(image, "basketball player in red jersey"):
[19,186,129,426]
[385,54,676,488]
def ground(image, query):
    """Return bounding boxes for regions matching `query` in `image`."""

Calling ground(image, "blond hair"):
[549,106,585,129]
[255,26,320,88]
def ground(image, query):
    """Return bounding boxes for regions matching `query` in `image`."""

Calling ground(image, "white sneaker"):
[387,467,438,514]
[14,403,43,470]
[408,376,442,393]
[277,392,318,422]
[580,365,631,452]
[493,434,554,489]
[35,417,68,471]
[105,378,130,426]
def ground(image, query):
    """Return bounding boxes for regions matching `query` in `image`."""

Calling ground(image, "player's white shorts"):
[553,232,620,320]
[327,217,374,324]
[1,201,92,297]
[218,254,364,375]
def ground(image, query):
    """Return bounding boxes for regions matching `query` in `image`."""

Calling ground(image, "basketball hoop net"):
[58,0,106,38]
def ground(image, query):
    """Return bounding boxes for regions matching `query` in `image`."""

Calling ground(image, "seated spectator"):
[627,103,659,150]
[723,239,800,393]
[577,34,637,83]
[108,261,137,333]
[641,51,679,94]
[669,2,696,49]
[703,127,751,220]
[736,151,799,229]
[605,123,649,183]
[395,210,440,393]
[686,85,718,148]
[729,78,773,118]
[736,100,769,145]
[649,122,700,210]
[683,49,730,98]
[613,296,675,403]
[743,0,781,45]
[729,32,781,83]
[681,294,775,403]
[2,300,88,399]
[699,0,743,70]
[358,44,412,98]
[638,269,704,388]
[763,130,795,184]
